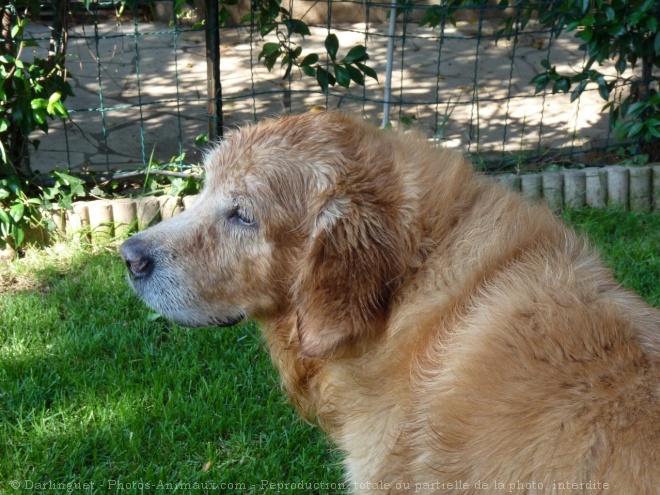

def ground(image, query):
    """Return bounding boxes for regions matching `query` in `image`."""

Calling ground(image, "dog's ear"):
[293,185,414,358]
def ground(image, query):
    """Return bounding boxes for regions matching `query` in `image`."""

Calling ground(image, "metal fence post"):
[205,0,223,140]
[381,0,398,128]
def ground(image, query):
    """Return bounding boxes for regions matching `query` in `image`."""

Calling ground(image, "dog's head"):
[120,113,418,357]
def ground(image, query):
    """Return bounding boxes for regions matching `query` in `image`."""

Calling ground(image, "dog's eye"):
[228,208,256,227]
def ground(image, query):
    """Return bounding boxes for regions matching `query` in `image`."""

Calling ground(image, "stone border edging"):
[44,194,201,241]
[41,165,660,242]
[491,164,660,214]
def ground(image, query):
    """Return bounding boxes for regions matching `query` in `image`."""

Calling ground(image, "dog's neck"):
[260,313,322,421]
[256,154,480,425]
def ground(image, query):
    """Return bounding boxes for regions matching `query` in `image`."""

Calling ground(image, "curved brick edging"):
[42,165,660,241]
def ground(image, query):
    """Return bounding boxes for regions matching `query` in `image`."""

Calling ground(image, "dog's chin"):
[161,308,246,329]
[209,312,247,328]
[127,277,246,328]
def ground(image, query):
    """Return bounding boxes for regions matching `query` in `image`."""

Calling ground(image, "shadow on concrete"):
[23,14,615,173]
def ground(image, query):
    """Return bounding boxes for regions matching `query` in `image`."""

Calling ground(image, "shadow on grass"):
[0,247,343,493]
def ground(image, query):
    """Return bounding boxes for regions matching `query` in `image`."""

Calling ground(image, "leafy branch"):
[420,0,659,146]
[1,0,73,177]
[245,0,378,92]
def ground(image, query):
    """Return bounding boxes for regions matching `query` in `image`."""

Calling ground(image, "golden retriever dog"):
[120,112,660,494]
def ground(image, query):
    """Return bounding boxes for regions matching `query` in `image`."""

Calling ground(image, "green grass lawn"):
[561,208,660,305]
[1,208,658,494]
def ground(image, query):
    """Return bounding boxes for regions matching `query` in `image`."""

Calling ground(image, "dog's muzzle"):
[119,233,247,328]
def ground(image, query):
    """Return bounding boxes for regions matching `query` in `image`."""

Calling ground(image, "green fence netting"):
[2,0,635,175]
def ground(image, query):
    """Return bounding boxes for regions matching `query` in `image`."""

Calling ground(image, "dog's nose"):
[119,236,154,280]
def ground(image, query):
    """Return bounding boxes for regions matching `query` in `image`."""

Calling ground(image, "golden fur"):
[120,112,660,494]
